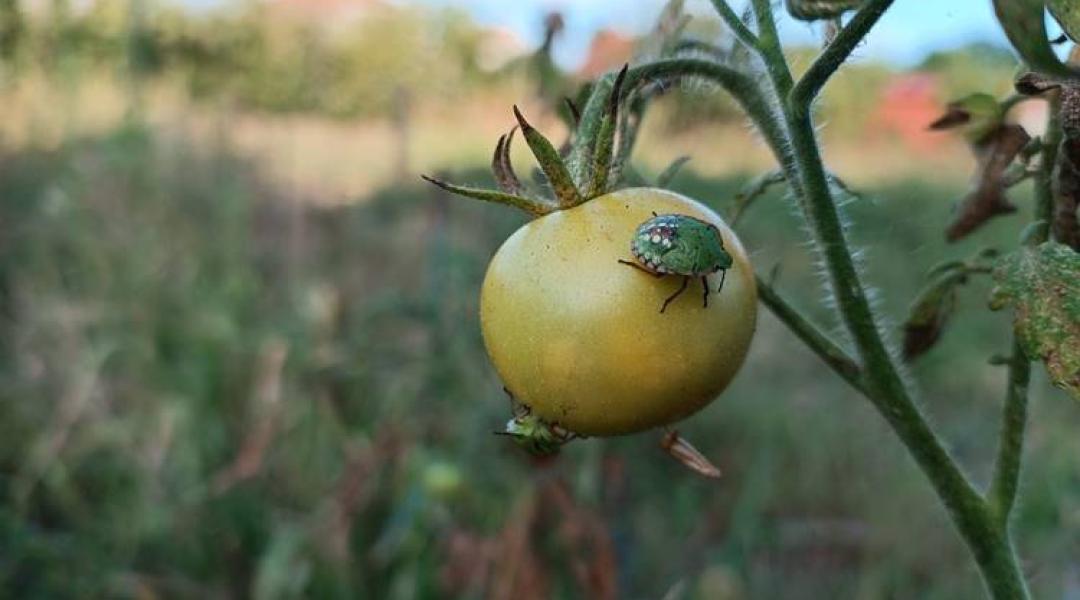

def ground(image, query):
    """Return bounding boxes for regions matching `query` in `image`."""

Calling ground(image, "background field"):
[0,1,1077,598]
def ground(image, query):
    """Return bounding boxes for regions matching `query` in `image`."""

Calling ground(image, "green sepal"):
[656,155,691,187]
[586,64,627,198]
[993,0,1077,78]
[610,93,648,189]
[420,175,552,217]
[513,105,583,208]
[989,242,1080,400]
[563,97,581,126]
[492,128,525,196]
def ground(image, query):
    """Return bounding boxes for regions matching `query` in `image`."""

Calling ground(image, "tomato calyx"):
[421,64,630,218]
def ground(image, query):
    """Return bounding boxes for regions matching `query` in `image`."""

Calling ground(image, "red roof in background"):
[578,30,635,79]
[870,73,947,150]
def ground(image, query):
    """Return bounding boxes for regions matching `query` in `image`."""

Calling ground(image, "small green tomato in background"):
[619,213,734,313]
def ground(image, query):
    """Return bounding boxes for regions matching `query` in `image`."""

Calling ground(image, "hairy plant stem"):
[788,0,894,110]
[989,340,1030,526]
[750,0,793,98]
[571,59,793,189]
[708,0,757,51]
[751,0,1031,596]
[988,94,1061,535]
[754,273,868,395]
[1034,96,1062,234]
[570,2,1038,593]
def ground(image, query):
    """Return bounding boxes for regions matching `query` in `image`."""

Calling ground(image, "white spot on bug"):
[650,234,661,244]
[662,239,672,248]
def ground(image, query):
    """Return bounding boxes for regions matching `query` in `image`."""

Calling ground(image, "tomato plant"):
[427,1,1080,597]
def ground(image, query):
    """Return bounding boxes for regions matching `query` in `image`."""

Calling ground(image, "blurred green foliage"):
[0,0,1022,126]
[0,1,1076,598]
[0,121,1076,598]
[4,0,492,118]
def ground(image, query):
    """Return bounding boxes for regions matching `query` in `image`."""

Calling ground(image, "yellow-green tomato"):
[480,188,757,436]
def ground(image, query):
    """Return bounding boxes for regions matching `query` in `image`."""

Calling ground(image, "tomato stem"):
[713,0,1034,597]
[753,273,867,396]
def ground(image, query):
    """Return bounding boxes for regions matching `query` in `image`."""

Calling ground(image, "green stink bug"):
[499,412,577,456]
[619,213,734,313]
[496,388,578,456]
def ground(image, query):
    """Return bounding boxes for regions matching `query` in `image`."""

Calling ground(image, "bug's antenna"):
[717,269,727,293]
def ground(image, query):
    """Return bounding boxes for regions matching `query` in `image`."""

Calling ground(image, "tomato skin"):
[480,188,757,436]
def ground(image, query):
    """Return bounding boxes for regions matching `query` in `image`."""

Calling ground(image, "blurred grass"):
[0,116,1076,599]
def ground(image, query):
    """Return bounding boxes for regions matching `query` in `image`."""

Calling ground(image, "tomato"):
[480,187,757,436]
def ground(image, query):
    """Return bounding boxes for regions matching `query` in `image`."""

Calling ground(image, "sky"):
[409,0,1013,68]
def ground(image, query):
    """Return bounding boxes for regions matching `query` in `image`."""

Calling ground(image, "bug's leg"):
[618,259,664,278]
[701,276,710,308]
[660,276,689,313]
[716,269,728,293]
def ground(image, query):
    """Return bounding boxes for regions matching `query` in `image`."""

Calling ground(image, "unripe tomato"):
[480,188,757,436]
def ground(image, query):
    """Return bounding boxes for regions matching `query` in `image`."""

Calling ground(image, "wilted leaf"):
[1055,136,1080,250]
[947,124,1031,241]
[660,430,721,479]
[492,128,525,196]
[902,270,967,361]
[1054,85,1080,250]
[785,0,863,21]
[990,242,1080,400]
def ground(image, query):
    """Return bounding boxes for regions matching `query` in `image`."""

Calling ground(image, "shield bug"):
[619,213,734,313]
[496,388,578,456]
[499,412,577,456]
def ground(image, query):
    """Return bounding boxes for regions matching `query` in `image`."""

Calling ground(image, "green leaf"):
[993,0,1075,77]
[1049,0,1080,42]
[989,242,1080,400]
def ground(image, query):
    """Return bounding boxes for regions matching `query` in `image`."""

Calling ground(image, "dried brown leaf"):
[947,124,1031,241]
